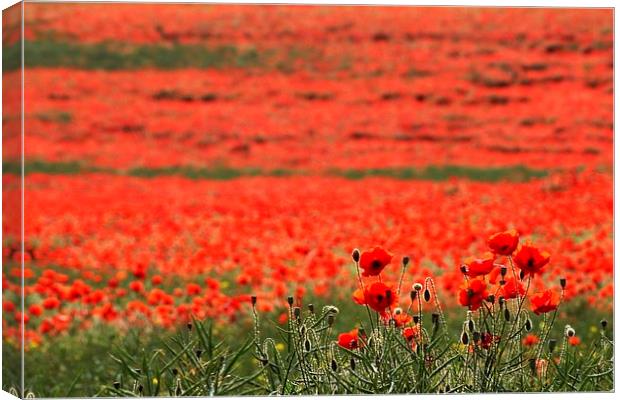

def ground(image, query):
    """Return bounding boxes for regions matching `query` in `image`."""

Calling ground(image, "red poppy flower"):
[568,336,581,346]
[487,230,519,255]
[530,289,560,315]
[501,278,526,300]
[337,328,362,350]
[359,247,393,277]
[29,304,43,317]
[151,275,163,285]
[42,297,60,310]
[523,334,540,347]
[458,278,488,311]
[513,243,550,276]
[402,325,421,351]
[464,253,496,277]
[364,282,398,312]
[392,310,413,327]
[352,288,367,305]
[479,332,500,349]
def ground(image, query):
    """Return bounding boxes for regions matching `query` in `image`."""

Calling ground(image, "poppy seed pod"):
[549,339,557,353]
[331,359,338,372]
[402,256,410,266]
[251,295,257,306]
[394,307,402,315]
[500,266,507,277]
[601,319,608,329]
[350,358,356,370]
[413,315,420,324]
[187,322,192,331]
[499,280,506,286]
[460,265,468,274]
[308,303,314,313]
[468,319,475,332]
[423,288,431,302]
[352,249,360,263]
[487,294,495,304]
[560,278,567,289]
[498,296,505,308]
[287,296,294,306]
[525,318,533,331]
[304,339,311,352]
[293,307,301,319]
[566,327,575,337]
[460,331,469,345]
[504,308,511,322]
[519,270,525,280]
[327,314,335,327]
[413,283,423,292]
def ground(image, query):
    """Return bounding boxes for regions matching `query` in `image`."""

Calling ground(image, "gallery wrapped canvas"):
[1,2,614,397]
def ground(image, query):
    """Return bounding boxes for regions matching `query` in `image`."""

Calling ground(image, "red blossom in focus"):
[487,230,519,256]
[530,289,560,315]
[513,243,550,276]
[359,247,392,277]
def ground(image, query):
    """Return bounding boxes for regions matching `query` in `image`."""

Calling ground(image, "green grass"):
[4,160,550,183]
[3,40,265,72]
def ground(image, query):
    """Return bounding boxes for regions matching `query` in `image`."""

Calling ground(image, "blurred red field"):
[2,4,614,348]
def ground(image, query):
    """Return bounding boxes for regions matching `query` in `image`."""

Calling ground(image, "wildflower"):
[487,229,519,255]
[479,332,500,349]
[530,289,560,315]
[28,304,43,317]
[513,243,550,276]
[568,336,581,346]
[357,282,397,312]
[42,297,60,310]
[458,278,488,311]
[463,253,496,277]
[501,278,525,300]
[337,328,362,350]
[523,333,540,347]
[359,247,393,277]
[391,308,412,327]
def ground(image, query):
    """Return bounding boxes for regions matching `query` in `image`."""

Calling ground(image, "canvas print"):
[1,3,614,397]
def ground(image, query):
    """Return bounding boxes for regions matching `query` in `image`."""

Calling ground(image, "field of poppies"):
[2,4,614,397]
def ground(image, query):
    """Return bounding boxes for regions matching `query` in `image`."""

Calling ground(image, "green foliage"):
[3,40,264,72]
[4,160,549,183]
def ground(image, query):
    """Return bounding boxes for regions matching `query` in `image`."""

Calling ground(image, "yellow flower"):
[152,378,158,385]
[276,343,285,351]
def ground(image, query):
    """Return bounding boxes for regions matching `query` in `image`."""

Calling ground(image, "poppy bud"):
[410,290,417,301]
[468,319,475,332]
[487,294,495,304]
[413,316,420,324]
[498,296,505,308]
[525,319,532,332]
[394,307,402,315]
[172,368,179,376]
[308,303,314,314]
[331,359,338,372]
[473,331,481,343]
[135,369,141,374]
[529,358,537,374]
[460,265,468,274]
[293,307,301,319]
[461,331,469,345]
[499,280,506,286]
[601,319,608,329]
[175,385,182,396]
[560,278,566,289]
[287,296,294,306]
[352,249,360,263]
[413,283,423,291]
[423,289,431,303]
[138,385,143,394]
[113,382,121,390]
[251,295,257,306]
[261,358,269,366]
[304,339,311,352]
[432,313,439,325]
[549,339,557,353]
[566,327,575,337]
[327,314,335,327]
[350,358,356,370]
[519,270,525,280]
[187,322,192,331]
[445,384,450,392]
[402,256,410,267]
[500,266,507,277]
[195,349,203,358]
[504,308,510,322]
[300,325,306,336]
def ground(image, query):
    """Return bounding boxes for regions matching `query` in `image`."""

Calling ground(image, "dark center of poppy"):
[527,258,535,268]
[376,294,384,302]
[372,259,382,269]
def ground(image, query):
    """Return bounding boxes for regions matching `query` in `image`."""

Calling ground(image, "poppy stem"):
[354,260,375,332]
